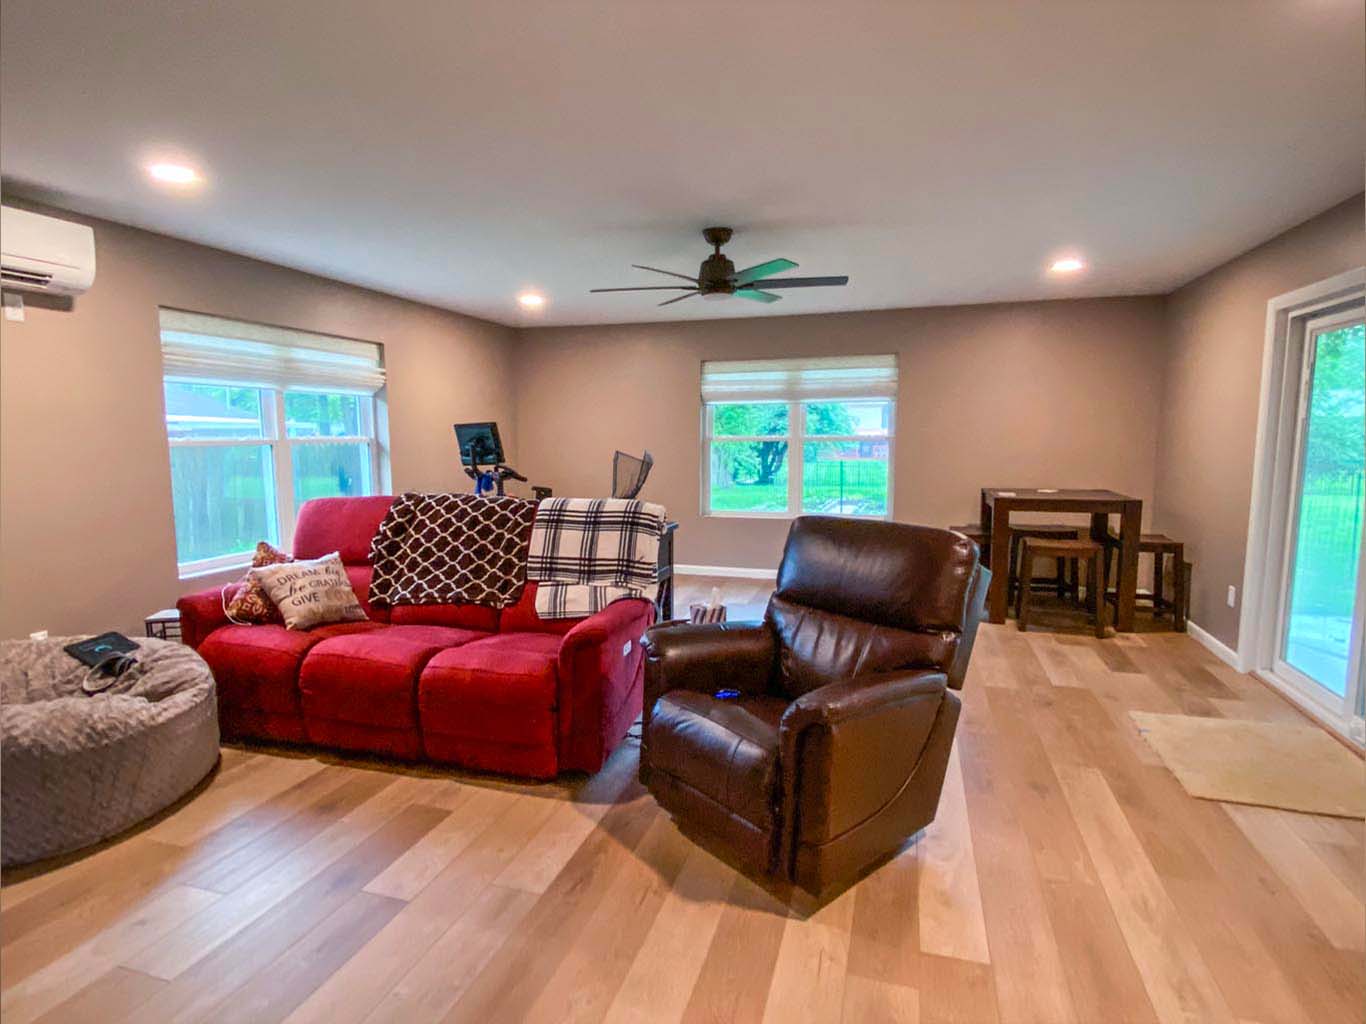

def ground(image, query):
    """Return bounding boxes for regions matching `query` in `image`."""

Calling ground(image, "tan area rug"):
[1129,712,1366,819]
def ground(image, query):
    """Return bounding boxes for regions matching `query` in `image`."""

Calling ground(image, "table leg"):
[1088,513,1108,612]
[1116,500,1141,631]
[987,502,1011,623]
[1173,547,1187,632]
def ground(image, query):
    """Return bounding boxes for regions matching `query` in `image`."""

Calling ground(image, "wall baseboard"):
[1186,620,1240,669]
[1169,620,1363,748]
[676,564,778,580]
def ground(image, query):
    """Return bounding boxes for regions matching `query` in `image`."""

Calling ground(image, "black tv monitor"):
[454,421,505,466]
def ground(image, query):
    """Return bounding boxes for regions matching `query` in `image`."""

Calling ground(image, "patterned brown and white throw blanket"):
[368,492,537,608]
[526,498,667,618]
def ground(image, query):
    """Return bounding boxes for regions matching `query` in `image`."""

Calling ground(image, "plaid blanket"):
[526,498,667,619]
[368,492,537,608]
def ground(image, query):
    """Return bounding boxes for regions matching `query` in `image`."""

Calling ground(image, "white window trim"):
[168,384,383,577]
[700,399,896,520]
[1240,266,1365,746]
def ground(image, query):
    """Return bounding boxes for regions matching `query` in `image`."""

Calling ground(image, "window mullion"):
[271,389,295,549]
[789,401,801,514]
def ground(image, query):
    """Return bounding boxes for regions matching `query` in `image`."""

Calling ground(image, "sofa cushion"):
[497,582,583,637]
[198,621,384,716]
[419,632,562,747]
[646,690,787,830]
[388,602,498,631]
[293,495,395,564]
[300,625,489,729]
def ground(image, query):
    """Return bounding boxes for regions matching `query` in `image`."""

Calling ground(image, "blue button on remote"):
[714,688,741,700]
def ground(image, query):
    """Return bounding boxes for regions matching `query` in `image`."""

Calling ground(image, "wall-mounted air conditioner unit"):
[1,206,96,295]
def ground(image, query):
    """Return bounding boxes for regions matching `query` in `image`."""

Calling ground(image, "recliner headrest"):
[773,516,978,633]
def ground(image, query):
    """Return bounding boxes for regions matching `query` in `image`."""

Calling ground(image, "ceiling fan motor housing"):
[698,252,736,294]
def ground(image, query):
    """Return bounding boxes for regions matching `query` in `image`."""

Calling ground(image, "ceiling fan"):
[590,227,850,307]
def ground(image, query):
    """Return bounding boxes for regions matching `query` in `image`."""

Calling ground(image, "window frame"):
[701,397,895,520]
[168,380,382,577]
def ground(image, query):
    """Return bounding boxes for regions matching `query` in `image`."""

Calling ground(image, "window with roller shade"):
[158,309,387,575]
[700,355,897,518]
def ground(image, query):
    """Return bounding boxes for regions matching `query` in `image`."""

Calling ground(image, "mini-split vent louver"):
[0,206,96,295]
[1,267,54,289]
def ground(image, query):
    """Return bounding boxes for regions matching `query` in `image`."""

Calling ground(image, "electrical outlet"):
[1226,585,1237,608]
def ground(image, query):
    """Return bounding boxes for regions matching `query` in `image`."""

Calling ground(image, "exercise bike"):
[454,421,531,497]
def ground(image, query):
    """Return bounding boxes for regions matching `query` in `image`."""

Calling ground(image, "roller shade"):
[701,354,897,403]
[159,308,385,394]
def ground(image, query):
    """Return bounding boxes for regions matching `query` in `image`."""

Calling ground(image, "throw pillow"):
[250,552,368,630]
[222,541,292,624]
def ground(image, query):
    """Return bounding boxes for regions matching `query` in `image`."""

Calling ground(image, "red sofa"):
[177,496,653,779]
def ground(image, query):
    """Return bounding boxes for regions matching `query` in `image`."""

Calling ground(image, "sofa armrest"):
[177,585,231,650]
[556,597,657,772]
[778,668,950,861]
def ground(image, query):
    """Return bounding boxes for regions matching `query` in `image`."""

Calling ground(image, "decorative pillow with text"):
[250,552,367,630]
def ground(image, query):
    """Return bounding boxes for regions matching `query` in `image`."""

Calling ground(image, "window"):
[701,355,896,518]
[160,310,386,575]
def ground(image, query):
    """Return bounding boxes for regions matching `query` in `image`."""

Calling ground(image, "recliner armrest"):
[642,620,777,705]
[780,668,947,733]
[555,597,657,772]
[639,621,778,784]
[177,585,231,649]
[777,668,950,872]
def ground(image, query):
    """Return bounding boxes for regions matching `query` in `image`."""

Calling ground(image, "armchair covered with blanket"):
[640,516,989,894]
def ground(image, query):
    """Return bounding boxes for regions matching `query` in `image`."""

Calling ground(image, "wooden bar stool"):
[1103,533,1187,631]
[951,522,1082,604]
[1009,524,1083,604]
[1016,536,1107,638]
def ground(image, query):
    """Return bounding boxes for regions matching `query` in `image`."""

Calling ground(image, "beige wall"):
[513,298,1168,570]
[5,193,1358,645]
[0,200,518,640]
[1153,194,1365,650]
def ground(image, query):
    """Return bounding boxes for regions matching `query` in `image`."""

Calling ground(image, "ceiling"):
[2,1,1362,328]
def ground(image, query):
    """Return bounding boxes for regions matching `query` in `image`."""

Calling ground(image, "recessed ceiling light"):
[1049,256,1086,274]
[146,162,201,185]
[517,292,545,309]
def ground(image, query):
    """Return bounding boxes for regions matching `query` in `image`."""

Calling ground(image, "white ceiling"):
[2,1,1362,328]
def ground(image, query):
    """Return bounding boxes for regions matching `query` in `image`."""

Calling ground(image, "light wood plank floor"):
[3,577,1362,1024]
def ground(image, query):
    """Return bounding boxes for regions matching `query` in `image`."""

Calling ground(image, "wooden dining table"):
[979,487,1143,631]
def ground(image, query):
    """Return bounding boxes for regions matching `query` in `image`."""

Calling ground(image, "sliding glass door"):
[1274,312,1365,705]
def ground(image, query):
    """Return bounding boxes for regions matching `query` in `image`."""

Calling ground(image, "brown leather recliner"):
[640,516,989,895]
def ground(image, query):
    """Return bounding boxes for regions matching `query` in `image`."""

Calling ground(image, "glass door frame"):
[1241,268,1366,746]
[1268,307,1365,716]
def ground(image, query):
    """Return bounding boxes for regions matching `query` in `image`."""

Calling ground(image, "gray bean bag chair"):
[2,636,219,867]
